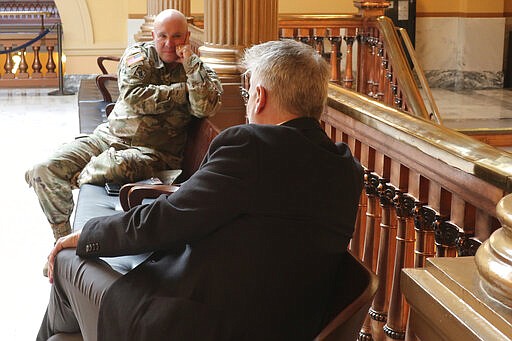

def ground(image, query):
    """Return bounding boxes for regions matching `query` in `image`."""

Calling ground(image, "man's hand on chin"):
[47,231,81,284]
[175,44,192,64]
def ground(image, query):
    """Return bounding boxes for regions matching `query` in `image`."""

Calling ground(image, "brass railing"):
[167,12,512,340]
[278,14,442,124]
[0,10,59,87]
[323,83,511,340]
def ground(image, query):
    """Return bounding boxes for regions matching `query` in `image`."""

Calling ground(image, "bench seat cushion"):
[73,183,122,231]
[73,183,150,275]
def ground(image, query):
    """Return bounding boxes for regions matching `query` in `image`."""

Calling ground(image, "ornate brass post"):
[353,0,390,17]
[475,193,512,308]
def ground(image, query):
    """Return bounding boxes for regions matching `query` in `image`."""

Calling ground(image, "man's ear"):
[254,85,266,115]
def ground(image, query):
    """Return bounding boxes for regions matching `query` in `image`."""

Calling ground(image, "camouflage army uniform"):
[25,41,223,240]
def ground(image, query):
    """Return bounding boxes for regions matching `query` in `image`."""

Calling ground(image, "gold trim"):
[327,83,512,193]
[128,13,146,20]
[377,16,431,122]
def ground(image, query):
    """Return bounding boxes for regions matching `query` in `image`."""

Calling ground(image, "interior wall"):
[416,0,507,89]
[418,0,504,14]
[279,0,356,13]
[54,0,129,74]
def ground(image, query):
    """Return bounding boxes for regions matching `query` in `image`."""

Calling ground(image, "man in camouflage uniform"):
[25,9,223,256]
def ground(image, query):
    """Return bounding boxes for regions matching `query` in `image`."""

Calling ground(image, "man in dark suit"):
[37,39,364,341]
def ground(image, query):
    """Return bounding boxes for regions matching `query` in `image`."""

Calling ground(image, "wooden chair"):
[77,56,120,133]
[315,250,379,341]
[119,117,220,210]
[95,56,120,116]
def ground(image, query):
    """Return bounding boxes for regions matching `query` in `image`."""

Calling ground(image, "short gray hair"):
[240,39,330,119]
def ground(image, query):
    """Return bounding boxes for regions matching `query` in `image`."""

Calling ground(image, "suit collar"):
[280,117,320,130]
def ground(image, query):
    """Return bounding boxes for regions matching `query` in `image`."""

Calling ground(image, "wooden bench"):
[72,117,221,231]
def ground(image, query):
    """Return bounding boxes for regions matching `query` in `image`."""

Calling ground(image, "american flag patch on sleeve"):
[126,52,144,66]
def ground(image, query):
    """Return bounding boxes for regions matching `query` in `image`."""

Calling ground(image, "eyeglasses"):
[239,86,249,106]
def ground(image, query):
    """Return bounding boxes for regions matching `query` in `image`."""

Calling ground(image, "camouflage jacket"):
[107,41,223,168]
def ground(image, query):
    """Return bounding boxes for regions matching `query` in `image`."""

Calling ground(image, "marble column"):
[200,0,278,81]
[134,0,191,42]
[199,0,278,127]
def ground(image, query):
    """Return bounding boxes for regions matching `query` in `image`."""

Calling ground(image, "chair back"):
[315,250,379,341]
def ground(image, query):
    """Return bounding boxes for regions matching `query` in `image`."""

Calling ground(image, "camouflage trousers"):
[25,124,169,239]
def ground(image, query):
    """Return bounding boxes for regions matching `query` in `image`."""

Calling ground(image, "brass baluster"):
[297,28,312,47]
[359,170,381,341]
[367,36,377,97]
[384,64,393,106]
[328,28,341,84]
[46,45,57,76]
[412,202,436,267]
[383,190,415,340]
[313,28,326,57]
[356,31,368,94]
[375,39,386,101]
[369,180,397,340]
[3,47,15,79]
[351,191,367,259]
[371,39,382,99]
[18,48,29,79]
[343,28,356,89]
[32,45,42,78]
[392,81,402,109]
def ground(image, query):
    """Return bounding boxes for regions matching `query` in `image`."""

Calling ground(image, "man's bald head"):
[152,9,190,64]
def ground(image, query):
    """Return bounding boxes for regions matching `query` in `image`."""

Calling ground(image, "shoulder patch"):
[126,52,144,67]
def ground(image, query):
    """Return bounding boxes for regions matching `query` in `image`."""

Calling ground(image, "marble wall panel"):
[416,17,506,89]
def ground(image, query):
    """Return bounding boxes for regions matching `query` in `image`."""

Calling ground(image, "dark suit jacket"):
[77,117,364,341]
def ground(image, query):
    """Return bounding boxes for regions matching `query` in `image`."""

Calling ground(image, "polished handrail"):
[278,14,363,28]
[277,14,441,124]
[0,11,52,16]
[376,16,431,122]
[327,83,512,195]
[396,26,442,125]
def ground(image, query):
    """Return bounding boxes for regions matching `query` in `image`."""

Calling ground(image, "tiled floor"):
[433,88,512,131]
[0,88,78,340]
[0,86,511,340]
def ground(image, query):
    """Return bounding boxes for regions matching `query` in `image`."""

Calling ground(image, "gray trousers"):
[37,249,150,341]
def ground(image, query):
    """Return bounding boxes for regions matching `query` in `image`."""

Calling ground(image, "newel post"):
[475,193,512,308]
[353,0,390,17]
